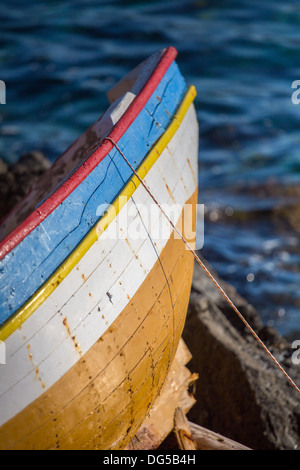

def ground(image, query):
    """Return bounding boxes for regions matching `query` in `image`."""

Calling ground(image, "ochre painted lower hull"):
[0,189,197,450]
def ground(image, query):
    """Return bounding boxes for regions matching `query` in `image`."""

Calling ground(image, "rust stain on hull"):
[125,238,146,273]
[26,345,46,389]
[26,344,33,362]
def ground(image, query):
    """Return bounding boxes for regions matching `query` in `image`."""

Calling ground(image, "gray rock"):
[184,256,300,450]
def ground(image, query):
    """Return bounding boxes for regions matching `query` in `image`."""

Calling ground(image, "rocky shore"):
[1,152,299,450]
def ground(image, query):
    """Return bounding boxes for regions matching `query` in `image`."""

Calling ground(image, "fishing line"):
[104,136,300,396]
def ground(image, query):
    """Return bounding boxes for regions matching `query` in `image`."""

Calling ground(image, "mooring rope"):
[104,136,300,395]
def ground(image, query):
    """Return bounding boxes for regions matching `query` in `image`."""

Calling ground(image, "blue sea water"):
[1,0,300,337]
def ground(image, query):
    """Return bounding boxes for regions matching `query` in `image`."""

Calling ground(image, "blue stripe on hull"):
[0,62,186,324]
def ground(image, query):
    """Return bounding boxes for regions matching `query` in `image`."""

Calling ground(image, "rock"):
[18,151,51,172]
[183,256,300,450]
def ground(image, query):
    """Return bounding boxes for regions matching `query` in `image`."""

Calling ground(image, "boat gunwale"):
[0,46,178,261]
